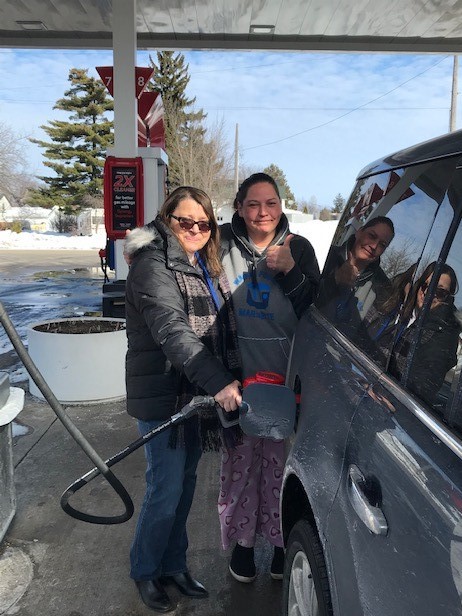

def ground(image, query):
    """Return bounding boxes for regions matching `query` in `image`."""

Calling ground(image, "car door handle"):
[347,464,388,536]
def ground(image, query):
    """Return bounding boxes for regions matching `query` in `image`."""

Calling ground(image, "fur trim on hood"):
[123,224,158,261]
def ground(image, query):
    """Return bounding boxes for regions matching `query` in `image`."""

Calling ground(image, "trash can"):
[0,372,25,543]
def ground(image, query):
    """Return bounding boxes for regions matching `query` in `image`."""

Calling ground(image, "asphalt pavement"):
[0,250,283,616]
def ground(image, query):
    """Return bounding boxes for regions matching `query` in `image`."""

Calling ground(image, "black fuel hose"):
[0,301,135,524]
[0,302,225,524]
[60,395,215,524]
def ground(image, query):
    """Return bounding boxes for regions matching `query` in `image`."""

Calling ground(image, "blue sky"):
[0,48,458,208]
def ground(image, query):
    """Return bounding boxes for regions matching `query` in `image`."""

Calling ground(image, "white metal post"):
[111,0,137,281]
[138,147,169,224]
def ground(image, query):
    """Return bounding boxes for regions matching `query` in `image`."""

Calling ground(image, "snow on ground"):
[0,229,108,251]
[0,219,338,267]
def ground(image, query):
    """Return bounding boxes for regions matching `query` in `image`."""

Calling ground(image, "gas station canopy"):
[2,0,462,53]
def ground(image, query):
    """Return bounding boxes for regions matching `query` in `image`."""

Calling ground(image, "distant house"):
[0,199,105,235]
[215,201,234,224]
[0,197,59,231]
[283,206,314,224]
[77,208,105,235]
[214,200,313,226]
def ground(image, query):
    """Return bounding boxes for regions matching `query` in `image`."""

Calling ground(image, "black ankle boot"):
[229,544,256,583]
[270,546,285,580]
[135,579,174,612]
[159,571,208,598]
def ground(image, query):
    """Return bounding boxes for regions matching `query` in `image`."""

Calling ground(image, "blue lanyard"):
[195,252,221,312]
[373,315,392,340]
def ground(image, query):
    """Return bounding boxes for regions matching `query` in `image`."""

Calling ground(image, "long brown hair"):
[160,186,222,277]
[403,261,458,321]
[379,262,417,315]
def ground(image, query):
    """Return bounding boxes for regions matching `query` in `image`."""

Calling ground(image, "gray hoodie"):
[220,213,320,380]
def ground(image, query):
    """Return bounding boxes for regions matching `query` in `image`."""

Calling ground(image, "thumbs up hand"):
[265,234,295,274]
[335,252,360,288]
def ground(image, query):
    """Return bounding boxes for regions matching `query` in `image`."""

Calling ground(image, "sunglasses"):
[420,281,451,302]
[169,214,211,233]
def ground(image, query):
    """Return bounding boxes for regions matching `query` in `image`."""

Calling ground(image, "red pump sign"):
[104,156,144,240]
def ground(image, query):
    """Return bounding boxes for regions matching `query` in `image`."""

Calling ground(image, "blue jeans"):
[130,418,202,581]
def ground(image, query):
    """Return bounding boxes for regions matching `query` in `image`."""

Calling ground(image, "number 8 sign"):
[96,66,154,98]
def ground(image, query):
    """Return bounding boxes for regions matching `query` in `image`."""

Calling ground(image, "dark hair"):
[380,262,417,315]
[361,215,395,238]
[404,261,458,318]
[234,172,280,209]
[160,186,222,277]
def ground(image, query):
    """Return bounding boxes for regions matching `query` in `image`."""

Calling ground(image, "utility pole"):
[450,55,458,132]
[234,123,239,193]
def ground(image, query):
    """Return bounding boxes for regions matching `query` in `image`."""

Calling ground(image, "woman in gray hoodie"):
[218,173,320,583]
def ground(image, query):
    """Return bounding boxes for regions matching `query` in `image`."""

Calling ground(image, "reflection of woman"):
[317,216,395,326]
[218,173,320,583]
[361,262,418,363]
[124,187,242,612]
[389,262,460,406]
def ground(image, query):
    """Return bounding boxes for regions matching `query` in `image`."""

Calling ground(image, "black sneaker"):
[229,544,256,583]
[270,546,284,580]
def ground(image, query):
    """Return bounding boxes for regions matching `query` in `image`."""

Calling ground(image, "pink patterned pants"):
[218,434,285,550]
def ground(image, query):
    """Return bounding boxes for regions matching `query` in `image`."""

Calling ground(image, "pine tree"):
[149,52,207,189]
[150,51,202,118]
[332,193,346,213]
[262,163,296,208]
[29,68,113,213]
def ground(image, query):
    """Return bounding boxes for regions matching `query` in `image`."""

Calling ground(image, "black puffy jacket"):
[124,217,236,421]
[389,302,460,406]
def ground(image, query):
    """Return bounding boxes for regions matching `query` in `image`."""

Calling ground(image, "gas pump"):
[98,67,168,317]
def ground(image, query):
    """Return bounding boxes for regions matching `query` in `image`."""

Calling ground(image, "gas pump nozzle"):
[216,382,296,440]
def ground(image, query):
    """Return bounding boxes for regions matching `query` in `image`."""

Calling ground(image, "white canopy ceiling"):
[2,0,462,53]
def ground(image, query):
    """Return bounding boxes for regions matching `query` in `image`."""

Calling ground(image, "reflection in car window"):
[378,188,462,420]
[316,159,460,369]
[316,216,394,331]
[389,261,460,408]
[386,190,461,426]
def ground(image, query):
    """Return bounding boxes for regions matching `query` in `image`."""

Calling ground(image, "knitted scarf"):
[170,267,242,451]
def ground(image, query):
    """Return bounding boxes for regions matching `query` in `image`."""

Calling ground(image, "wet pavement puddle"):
[0,266,111,383]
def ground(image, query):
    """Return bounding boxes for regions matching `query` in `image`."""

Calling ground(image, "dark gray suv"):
[281,130,462,616]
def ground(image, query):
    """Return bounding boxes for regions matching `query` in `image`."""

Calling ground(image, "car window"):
[316,158,459,368]
[386,192,460,412]
[380,177,462,431]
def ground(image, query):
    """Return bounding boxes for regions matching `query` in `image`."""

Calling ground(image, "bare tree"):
[0,122,33,202]
[380,238,417,279]
[169,114,234,202]
[81,193,104,233]
[167,109,233,204]
[299,198,320,219]
[50,209,78,233]
[239,163,260,182]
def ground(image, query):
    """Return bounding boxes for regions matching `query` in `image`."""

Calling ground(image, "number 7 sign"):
[96,66,154,98]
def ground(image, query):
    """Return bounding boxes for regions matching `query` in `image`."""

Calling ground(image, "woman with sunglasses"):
[388,261,460,406]
[124,186,242,613]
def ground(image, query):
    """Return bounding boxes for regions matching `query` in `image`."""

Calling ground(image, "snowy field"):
[0,219,338,268]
